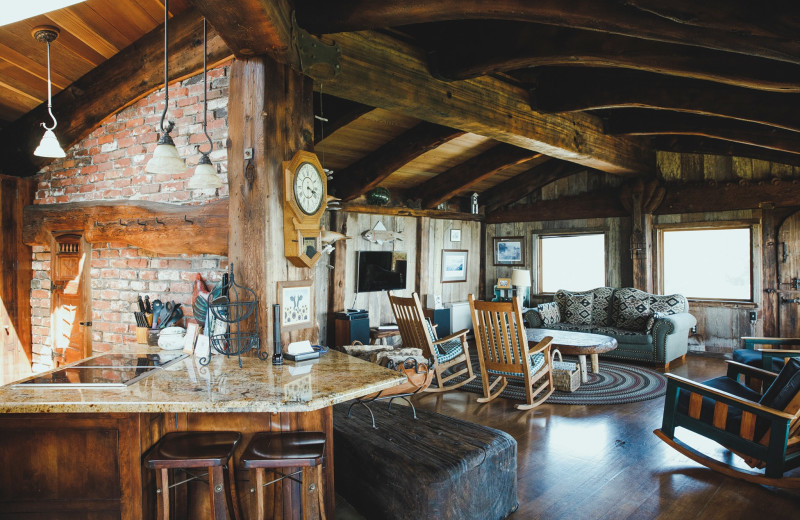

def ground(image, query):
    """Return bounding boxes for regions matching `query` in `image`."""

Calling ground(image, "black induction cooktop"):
[13,353,187,388]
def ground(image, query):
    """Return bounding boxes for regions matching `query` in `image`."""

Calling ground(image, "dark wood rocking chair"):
[654,358,800,487]
[468,295,555,410]
[388,292,476,392]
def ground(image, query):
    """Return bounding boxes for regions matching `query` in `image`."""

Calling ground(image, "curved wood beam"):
[419,144,541,209]
[294,0,800,64]
[651,136,800,168]
[318,31,653,175]
[527,68,800,132]
[602,110,800,155]
[427,22,800,92]
[0,9,232,177]
[330,122,465,201]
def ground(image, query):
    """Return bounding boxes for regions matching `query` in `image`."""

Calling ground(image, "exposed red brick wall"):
[30,63,231,371]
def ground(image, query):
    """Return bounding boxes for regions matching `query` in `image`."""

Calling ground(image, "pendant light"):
[187,18,222,190]
[145,0,186,174]
[32,26,66,158]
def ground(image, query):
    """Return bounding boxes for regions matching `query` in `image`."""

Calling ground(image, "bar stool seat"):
[240,431,326,519]
[145,431,242,520]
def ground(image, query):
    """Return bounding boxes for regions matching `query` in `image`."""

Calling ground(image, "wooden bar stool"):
[240,431,326,519]
[144,431,242,520]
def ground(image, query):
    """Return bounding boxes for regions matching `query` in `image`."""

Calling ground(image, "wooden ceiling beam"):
[426,22,800,92]
[313,93,373,144]
[656,178,800,214]
[419,144,541,209]
[319,30,653,175]
[601,109,800,155]
[482,159,589,213]
[527,68,800,132]
[651,136,800,168]
[189,0,297,64]
[0,9,231,177]
[294,0,800,64]
[330,122,465,201]
[486,189,627,223]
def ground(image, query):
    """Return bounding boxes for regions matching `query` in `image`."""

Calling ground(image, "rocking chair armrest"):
[741,337,800,350]
[433,329,468,345]
[526,337,553,356]
[665,374,795,421]
[724,360,779,382]
[757,348,800,355]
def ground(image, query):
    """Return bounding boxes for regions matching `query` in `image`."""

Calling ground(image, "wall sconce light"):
[32,25,65,158]
[145,0,185,175]
[187,18,222,190]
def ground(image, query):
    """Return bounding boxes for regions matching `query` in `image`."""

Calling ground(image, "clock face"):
[293,162,324,215]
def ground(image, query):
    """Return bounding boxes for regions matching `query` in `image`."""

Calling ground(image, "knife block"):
[136,327,149,344]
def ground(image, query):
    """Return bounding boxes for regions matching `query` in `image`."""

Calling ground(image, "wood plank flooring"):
[336,354,800,519]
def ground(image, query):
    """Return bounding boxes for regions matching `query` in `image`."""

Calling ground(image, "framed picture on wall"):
[450,229,461,242]
[277,280,314,331]
[493,237,525,266]
[441,249,468,283]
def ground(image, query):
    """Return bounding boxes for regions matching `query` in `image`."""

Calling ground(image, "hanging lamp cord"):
[42,39,57,131]
[157,0,174,135]
[199,17,213,156]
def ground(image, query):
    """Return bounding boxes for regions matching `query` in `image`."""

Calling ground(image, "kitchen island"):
[0,348,405,519]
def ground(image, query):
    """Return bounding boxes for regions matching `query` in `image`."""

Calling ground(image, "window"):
[660,227,751,300]
[538,233,605,293]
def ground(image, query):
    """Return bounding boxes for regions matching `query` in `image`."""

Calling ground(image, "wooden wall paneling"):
[327,210,347,346]
[681,153,704,183]
[657,152,681,182]
[761,206,780,337]
[416,216,431,296]
[227,55,321,356]
[0,175,33,385]
[703,155,731,183]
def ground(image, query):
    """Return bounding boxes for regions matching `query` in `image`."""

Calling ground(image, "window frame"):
[654,221,758,304]
[533,230,608,295]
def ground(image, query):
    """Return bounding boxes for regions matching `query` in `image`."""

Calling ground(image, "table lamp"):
[511,269,531,307]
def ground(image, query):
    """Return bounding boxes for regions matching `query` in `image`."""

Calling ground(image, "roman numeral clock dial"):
[283,150,327,268]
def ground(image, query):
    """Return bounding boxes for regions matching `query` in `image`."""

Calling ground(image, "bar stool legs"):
[241,431,327,520]
[145,431,242,520]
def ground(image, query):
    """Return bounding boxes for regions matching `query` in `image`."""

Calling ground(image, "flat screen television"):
[356,251,407,293]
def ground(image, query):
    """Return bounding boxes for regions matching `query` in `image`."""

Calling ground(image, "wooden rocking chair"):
[468,295,555,410]
[654,358,800,487]
[388,292,476,392]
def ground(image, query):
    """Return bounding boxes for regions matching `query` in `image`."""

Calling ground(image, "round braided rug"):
[454,356,667,405]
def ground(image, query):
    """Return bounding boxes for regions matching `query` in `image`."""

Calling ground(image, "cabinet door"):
[51,234,92,366]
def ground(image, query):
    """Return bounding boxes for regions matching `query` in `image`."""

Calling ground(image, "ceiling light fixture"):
[32,25,65,158]
[187,18,222,190]
[145,0,185,175]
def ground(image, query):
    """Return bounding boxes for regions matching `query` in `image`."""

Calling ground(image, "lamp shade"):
[511,269,531,287]
[33,128,65,158]
[187,155,222,189]
[145,133,185,174]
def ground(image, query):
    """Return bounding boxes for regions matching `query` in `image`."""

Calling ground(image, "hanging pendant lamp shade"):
[146,131,185,174]
[145,0,185,175]
[32,26,66,159]
[187,153,222,189]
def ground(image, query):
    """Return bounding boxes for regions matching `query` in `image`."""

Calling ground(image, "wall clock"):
[283,150,327,268]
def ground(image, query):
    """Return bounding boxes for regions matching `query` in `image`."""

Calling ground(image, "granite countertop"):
[0,347,405,414]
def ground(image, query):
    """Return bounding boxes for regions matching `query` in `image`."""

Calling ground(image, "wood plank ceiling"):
[2,0,800,214]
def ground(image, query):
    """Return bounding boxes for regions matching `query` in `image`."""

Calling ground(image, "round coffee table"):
[526,329,618,383]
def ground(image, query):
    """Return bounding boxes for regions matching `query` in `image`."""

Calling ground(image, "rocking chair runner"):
[654,358,800,487]
[388,292,476,392]
[468,295,555,410]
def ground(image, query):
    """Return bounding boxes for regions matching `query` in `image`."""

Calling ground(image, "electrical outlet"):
[749,310,758,321]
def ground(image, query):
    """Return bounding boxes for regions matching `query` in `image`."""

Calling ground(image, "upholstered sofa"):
[525,287,697,369]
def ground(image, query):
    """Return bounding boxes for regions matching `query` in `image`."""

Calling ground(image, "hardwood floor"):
[391,354,800,519]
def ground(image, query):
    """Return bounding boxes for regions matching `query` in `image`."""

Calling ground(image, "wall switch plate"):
[749,310,758,321]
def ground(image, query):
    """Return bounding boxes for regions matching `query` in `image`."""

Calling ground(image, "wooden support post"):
[327,210,347,346]
[416,217,431,296]
[762,205,780,337]
[227,56,316,355]
[620,179,664,292]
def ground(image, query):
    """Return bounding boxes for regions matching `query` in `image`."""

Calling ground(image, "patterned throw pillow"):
[538,302,561,326]
[645,312,666,334]
[612,288,651,331]
[565,293,593,326]
[589,287,615,326]
[650,293,688,314]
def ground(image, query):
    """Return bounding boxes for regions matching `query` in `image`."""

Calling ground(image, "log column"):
[620,179,664,292]
[227,56,316,352]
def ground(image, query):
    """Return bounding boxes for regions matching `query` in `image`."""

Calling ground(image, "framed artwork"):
[450,229,461,242]
[493,236,525,266]
[277,280,314,331]
[497,277,511,289]
[441,249,468,283]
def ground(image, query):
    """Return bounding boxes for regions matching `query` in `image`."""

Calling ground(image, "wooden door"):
[50,234,92,366]
[778,210,800,337]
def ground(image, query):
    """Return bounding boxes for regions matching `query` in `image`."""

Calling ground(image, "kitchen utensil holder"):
[200,263,266,367]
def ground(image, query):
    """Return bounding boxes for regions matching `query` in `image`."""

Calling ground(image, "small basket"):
[551,349,581,392]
